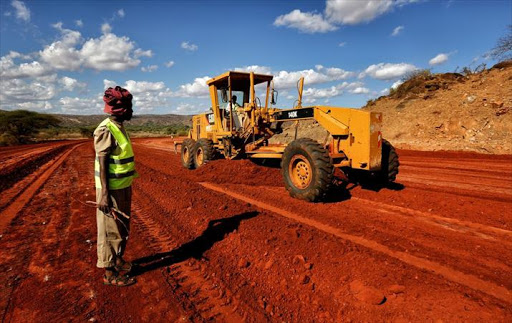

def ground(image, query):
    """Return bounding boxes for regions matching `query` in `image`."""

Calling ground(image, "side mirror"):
[221,88,228,103]
[271,90,278,105]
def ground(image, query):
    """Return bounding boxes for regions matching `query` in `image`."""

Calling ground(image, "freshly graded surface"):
[0,137,511,322]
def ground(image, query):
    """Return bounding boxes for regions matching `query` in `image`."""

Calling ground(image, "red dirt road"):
[0,138,511,322]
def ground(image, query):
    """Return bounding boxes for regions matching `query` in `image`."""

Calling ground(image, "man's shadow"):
[130,211,258,276]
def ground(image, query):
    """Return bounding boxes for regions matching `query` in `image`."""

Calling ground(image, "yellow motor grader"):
[179,71,399,202]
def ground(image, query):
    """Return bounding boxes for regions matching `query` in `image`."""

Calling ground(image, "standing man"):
[94,86,137,286]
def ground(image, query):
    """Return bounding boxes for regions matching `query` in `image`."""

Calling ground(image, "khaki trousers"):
[96,186,132,268]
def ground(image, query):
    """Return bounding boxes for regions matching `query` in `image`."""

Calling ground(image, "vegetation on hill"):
[0,110,61,145]
[0,110,191,146]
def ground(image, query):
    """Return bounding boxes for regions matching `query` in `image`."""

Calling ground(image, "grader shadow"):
[131,211,258,276]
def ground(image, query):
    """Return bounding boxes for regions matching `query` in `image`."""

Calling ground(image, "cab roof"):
[206,71,273,90]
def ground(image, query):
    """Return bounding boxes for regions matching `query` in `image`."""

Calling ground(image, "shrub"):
[491,25,512,61]
[0,133,19,146]
[0,110,61,143]
[79,127,95,138]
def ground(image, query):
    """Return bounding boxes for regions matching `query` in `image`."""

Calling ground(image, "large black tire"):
[181,138,196,169]
[193,138,215,168]
[380,139,399,182]
[281,138,334,202]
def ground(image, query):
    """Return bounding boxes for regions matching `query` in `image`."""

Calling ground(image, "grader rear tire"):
[193,138,215,168]
[380,139,399,182]
[181,138,196,169]
[281,138,334,202]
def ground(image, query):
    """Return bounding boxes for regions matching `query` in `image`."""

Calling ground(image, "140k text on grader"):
[177,71,399,202]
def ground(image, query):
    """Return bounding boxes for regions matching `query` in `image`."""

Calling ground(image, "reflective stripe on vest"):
[94,118,137,190]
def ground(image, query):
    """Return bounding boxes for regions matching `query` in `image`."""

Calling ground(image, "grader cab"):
[179,71,399,202]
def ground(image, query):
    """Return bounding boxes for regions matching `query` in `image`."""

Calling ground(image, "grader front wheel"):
[181,139,196,169]
[193,138,215,168]
[281,138,333,202]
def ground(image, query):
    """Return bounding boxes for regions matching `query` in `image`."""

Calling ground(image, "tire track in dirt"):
[132,164,267,322]
[400,159,512,173]
[200,182,512,304]
[400,165,512,182]
[261,185,512,243]
[0,143,75,194]
[350,196,512,242]
[223,183,512,290]
[0,143,83,233]
[398,175,512,198]
[0,147,100,322]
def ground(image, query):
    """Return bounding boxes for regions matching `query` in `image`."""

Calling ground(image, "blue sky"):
[0,0,510,115]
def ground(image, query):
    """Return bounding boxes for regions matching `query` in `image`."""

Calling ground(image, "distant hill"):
[54,113,192,127]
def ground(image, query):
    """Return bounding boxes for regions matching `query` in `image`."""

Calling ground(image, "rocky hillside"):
[363,61,511,154]
[270,61,511,154]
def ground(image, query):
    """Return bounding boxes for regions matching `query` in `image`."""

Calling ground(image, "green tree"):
[0,110,61,140]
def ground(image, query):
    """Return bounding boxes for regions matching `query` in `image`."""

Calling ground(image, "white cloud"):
[303,86,341,102]
[274,9,338,33]
[165,60,175,68]
[173,103,205,115]
[234,65,273,75]
[175,76,210,97]
[274,67,353,88]
[0,78,57,111]
[361,62,418,80]
[391,25,404,37]
[40,23,83,70]
[134,48,153,58]
[234,65,354,89]
[59,76,86,91]
[115,80,166,93]
[58,97,100,113]
[141,65,158,72]
[40,25,149,72]
[18,101,54,111]
[274,1,418,34]
[350,86,370,94]
[301,81,369,102]
[181,41,198,51]
[81,33,142,71]
[117,9,125,18]
[101,23,112,34]
[429,53,449,66]
[0,54,54,79]
[75,20,83,27]
[103,79,117,89]
[338,42,346,47]
[325,0,416,25]
[11,0,30,22]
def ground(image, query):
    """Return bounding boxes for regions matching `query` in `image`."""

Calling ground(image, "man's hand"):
[98,192,111,214]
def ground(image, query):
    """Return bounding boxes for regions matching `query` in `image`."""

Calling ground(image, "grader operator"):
[179,71,399,202]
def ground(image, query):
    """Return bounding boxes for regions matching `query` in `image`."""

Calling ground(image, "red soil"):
[0,138,511,321]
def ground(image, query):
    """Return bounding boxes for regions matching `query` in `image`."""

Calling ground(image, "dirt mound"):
[188,159,283,187]
[271,63,512,154]
[363,63,512,154]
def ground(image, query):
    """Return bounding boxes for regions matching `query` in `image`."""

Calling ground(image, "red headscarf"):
[103,86,133,115]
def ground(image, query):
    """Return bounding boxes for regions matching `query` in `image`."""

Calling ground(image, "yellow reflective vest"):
[94,118,137,190]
